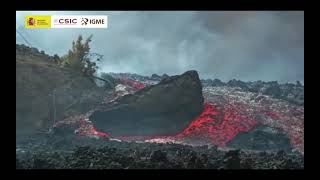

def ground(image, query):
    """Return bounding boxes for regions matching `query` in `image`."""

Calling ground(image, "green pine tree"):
[61,34,100,77]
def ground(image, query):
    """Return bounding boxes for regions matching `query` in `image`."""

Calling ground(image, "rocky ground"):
[16,134,304,169]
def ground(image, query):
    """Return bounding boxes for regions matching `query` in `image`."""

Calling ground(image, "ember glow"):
[175,103,258,146]
[119,78,145,90]
[75,121,110,138]
[54,114,110,138]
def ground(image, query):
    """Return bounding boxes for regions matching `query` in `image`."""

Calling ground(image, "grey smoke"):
[16,11,304,82]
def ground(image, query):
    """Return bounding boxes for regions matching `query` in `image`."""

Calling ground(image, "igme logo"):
[81,18,105,25]
[81,18,88,25]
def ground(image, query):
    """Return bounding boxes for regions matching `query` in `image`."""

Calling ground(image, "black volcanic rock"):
[212,79,226,86]
[201,79,225,87]
[227,125,293,152]
[161,74,170,79]
[227,79,249,90]
[16,137,304,169]
[90,70,204,136]
[200,78,304,106]
[151,74,161,81]
[224,149,241,169]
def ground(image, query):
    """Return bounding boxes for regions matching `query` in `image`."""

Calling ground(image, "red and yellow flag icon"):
[25,16,51,28]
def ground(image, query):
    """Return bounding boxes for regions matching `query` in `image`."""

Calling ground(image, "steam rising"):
[16,11,304,82]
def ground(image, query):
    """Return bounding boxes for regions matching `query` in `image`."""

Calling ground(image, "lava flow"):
[115,102,258,147]
[119,78,145,90]
[173,102,258,146]
[53,75,303,153]
[54,114,110,138]
[75,120,110,138]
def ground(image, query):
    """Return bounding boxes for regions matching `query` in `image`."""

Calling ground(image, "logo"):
[54,18,77,25]
[24,15,107,29]
[81,18,88,25]
[51,15,107,28]
[25,16,51,28]
[28,18,35,26]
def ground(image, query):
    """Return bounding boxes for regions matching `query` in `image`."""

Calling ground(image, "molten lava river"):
[55,78,304,153]
[113,102,258,147]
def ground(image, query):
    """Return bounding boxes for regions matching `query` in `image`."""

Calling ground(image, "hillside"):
[16,44,110,136]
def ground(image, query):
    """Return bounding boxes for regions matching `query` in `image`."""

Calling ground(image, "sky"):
[16,11,304,82]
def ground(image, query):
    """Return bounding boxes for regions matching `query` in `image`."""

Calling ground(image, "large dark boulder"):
[90,70,204,136]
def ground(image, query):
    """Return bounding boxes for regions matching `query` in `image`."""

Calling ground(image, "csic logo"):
[54,18,77,25]
[28,18,35,26]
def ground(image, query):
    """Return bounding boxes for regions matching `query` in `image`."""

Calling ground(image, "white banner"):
[51,15,108,28]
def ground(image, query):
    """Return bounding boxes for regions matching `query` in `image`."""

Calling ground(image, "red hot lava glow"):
[119,78,145,90]
[174,103,258,146]
[75,120,110,138]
